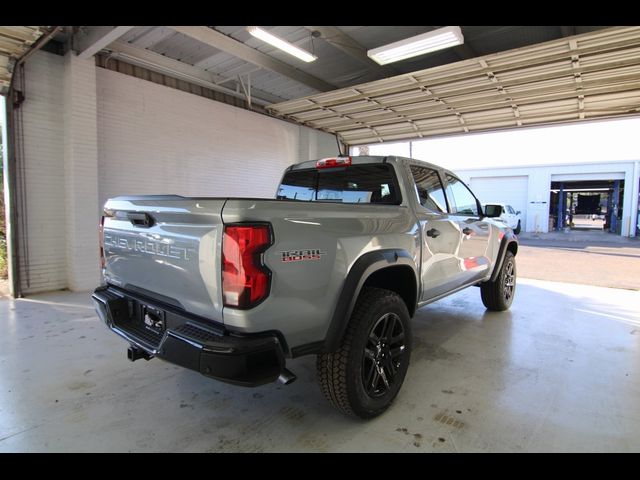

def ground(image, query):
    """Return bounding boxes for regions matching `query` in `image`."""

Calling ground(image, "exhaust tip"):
[278,368,297,385]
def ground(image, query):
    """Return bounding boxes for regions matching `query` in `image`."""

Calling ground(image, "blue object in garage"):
[610,180,620,233]
[557,182,564,231]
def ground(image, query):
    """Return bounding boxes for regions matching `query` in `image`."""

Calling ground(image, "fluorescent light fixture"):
[367,26,464,65]
[246,26,317,63]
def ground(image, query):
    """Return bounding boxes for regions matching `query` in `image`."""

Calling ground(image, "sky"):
[359,116,640,170]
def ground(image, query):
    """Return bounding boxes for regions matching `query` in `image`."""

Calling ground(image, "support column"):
[63,52,100,291]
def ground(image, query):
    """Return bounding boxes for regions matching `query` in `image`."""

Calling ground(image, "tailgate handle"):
[127,212,154,228]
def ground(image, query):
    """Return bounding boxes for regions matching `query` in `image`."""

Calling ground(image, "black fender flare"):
[490,232,518,283]
[323,248,418,353]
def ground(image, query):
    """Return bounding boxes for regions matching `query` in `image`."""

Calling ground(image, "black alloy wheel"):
[362,312,406,398]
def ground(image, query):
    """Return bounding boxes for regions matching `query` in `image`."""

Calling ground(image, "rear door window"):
[410,165,448,213]
[277,164,401,204]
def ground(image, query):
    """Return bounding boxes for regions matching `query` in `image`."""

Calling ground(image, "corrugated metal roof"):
[107,26,615,107]
[0,26,46,94]
[268,27,640,145]
[207,25,371,96]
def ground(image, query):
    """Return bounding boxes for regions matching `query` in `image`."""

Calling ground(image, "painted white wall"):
[18,51,66,294]
[456,161,638,236]
[469,176,528,229]
[15,50,336,294]
[96,68,335,208]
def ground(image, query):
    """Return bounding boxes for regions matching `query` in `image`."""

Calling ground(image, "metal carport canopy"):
[267,26,640,146]
[0,26,46,95]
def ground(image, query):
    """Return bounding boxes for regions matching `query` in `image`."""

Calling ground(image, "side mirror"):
[484,205,502,218]
[516,211,521,215]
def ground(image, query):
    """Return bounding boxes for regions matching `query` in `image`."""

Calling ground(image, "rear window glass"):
[277,164,401,204]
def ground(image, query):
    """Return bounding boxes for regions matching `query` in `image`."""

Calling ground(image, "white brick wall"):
[96,68,335,207]
[63,53,100,291]
[15,51,336,294]
[18,51,66,294]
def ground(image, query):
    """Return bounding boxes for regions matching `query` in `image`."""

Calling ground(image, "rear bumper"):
[92,285,286,387]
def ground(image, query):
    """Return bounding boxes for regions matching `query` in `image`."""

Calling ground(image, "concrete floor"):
[1,278,640,452]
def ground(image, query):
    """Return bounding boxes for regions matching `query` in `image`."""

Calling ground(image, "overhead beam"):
[169,26,336,92]
[452,43,479,60]
[105,40,283,105]
[76,26,136,59]
[304,26,401,77]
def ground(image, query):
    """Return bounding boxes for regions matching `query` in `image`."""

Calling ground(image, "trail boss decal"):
[281,249,326,263]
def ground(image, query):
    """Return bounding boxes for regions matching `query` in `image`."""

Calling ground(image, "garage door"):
[470,176,528,232]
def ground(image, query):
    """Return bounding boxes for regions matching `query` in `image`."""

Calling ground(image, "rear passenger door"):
[443,174,492,285]
[409,165,463,301]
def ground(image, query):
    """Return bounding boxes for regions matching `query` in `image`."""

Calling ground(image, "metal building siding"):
[470,176,529,231]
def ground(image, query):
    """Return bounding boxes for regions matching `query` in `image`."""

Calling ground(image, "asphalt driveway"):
[516,237,640,290]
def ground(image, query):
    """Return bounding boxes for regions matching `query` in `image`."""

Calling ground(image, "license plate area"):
[110,298,166,349]
[140,304,166,334]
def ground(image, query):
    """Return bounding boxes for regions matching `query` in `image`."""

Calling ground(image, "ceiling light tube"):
[247,26,317,63]
[367,26,464,65]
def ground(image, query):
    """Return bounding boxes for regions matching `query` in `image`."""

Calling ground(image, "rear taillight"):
[222,224,272,309]
[99,215,105,269]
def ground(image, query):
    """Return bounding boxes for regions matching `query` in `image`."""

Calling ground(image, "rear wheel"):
[514,220,521,234]
[317,287,412,419]
[481,251,516,311]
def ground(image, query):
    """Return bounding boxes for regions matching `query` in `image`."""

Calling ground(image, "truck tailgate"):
[102,196,225,322]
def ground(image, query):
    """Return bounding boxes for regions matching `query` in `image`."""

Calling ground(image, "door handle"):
[462,227,473,235]
[426,228,440,238]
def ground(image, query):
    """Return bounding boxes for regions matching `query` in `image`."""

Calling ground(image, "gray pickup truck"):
[92,155,518,418]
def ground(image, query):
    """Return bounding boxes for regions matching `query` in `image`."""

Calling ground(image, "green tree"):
[0,129,6,279]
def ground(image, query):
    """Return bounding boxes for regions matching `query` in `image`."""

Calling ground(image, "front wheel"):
[317,287,412,419]
[480,250,516,311]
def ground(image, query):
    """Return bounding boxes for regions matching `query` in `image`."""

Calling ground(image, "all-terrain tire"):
[480,250,516,311]
[317,287,412,419]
